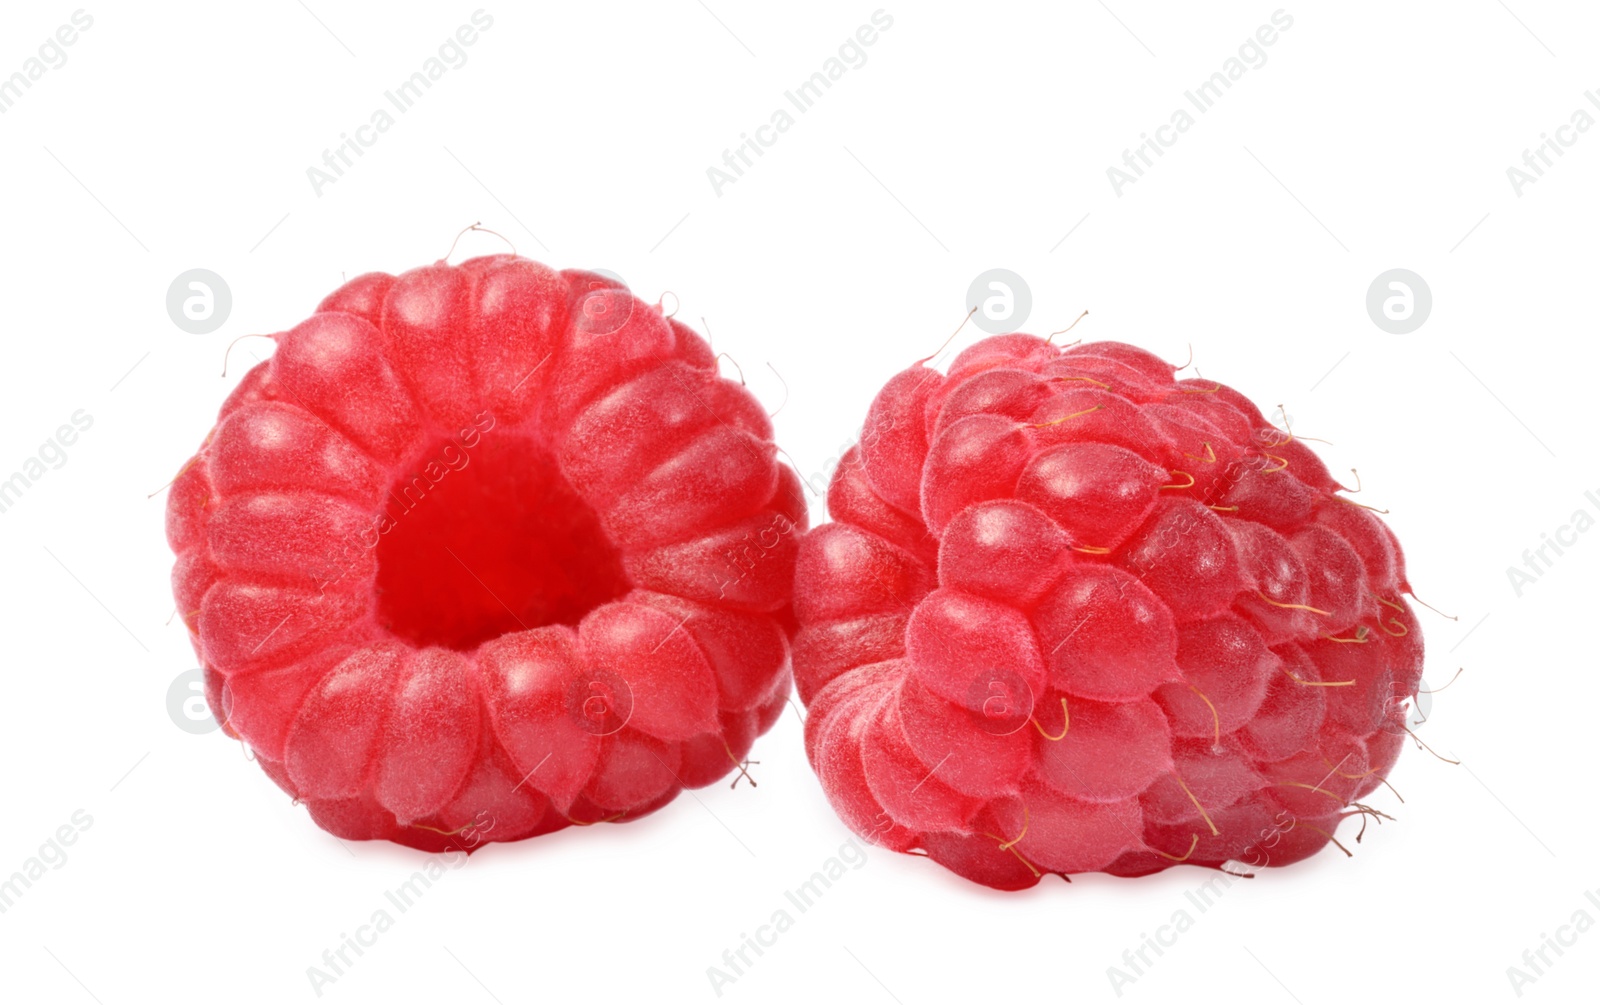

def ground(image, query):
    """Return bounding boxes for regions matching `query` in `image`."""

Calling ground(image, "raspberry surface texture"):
[794,336,1421,889]
[167,256,803,851]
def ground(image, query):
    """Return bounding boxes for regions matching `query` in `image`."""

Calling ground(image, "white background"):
[1,1,1596,1002]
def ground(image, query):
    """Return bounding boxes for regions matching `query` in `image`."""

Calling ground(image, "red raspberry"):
[794,336,1422,889]
[167,256,804,851]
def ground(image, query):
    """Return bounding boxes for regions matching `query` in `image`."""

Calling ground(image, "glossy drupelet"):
[168,257,804,851]
[793,336,1421,889]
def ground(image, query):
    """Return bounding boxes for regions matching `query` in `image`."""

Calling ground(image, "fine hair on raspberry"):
[167,255,805,851]
[793,333,1424,889]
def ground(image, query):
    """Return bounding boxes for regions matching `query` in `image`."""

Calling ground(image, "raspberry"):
[168,256,804,851]
[794,336,1422,889]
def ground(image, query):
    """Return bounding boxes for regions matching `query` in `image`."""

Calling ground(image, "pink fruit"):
[794,336,1422,888]
[168,256,804,851]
